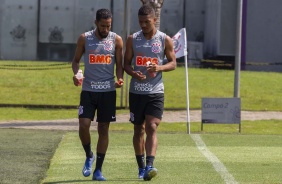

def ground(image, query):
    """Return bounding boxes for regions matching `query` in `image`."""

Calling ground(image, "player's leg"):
[78,91,96,177]
[129,92,147,178]
[80,118,95,177]
[92,122,109,181]
[133,123,146,178]
[92,91,116,181]
[144,115,160,158]
[143,115,160,181]
[143,93,164,181]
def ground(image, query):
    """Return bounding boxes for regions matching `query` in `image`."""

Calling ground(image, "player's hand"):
[115,79,124,88]
[133,71,146,81]
[73,75,84,86]
[146,62,159,72]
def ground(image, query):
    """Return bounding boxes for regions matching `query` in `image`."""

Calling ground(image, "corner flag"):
[172,28,190,134]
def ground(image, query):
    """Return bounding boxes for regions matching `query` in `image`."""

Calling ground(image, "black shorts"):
[129,92,164,125]
[78,90,116,122]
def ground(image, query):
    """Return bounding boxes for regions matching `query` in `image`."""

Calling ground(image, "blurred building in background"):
[0,0,281,72]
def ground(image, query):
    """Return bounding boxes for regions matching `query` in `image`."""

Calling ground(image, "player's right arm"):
[72,34,85,86]
[124,35,146,80]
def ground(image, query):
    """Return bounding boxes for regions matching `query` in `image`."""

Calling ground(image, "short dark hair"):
[138,5,155,16]
[96,9,112,21]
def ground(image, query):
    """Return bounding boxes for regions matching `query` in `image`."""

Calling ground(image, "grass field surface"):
[1,61,282,111]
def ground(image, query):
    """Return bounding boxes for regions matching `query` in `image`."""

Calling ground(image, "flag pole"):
[234,0,243,98]
[183,28,190,134]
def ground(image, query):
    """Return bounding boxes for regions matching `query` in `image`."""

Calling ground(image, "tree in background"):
[140,0,164,30]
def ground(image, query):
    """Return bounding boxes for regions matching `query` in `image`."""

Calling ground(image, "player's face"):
[95,18,112,38]
[138,14,156,34]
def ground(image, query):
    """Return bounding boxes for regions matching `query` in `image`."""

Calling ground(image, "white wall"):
[0,0,38,60]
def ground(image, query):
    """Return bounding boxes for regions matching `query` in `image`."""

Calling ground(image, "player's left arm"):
[115,34,124,87]
[153,35,177,72]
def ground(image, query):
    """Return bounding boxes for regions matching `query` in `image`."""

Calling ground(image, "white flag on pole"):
[171,28,191,134]
[172,28,187,58]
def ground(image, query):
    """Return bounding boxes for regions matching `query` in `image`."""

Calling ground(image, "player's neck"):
[142,28,157,40]
[94,29,107,40]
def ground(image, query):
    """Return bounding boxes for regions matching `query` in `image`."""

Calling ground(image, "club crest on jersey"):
[103,40,113,51]
[152,42,161,53]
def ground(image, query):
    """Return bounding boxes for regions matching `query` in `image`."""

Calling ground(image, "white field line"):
[190,134,238,184]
